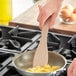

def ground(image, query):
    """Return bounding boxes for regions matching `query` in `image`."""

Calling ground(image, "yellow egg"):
[26,64,60,73]
[52,66,60,71]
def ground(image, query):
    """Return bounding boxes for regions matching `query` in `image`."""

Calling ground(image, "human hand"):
[67,58,76,76]
[37,0,63,29]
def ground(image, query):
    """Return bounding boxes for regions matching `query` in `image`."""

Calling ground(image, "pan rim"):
[12,50,67,74]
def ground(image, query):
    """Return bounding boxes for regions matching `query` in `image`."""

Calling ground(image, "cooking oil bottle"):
[0,0,12,25]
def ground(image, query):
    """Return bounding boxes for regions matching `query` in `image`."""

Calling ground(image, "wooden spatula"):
[33,18,50,67]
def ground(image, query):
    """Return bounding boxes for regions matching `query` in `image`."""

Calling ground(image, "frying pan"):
[12,50,67,76]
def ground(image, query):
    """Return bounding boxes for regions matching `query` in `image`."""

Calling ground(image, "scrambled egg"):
[27,64,60,73]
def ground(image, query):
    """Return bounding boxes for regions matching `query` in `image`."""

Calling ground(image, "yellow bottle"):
[0,0,12,25]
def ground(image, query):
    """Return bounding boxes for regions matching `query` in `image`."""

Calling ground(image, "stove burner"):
[48,33,60,50]
[37,32,60,51]
[0,26,40,53]
[0,39,20,50]
[0,26,20,50]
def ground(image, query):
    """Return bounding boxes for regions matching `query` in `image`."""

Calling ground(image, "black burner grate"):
[0,25,74,76]
[0,52,14,71]
[0,25,40,53]
[3,65,22,76]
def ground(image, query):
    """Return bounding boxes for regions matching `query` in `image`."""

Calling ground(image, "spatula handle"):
[33,24,49,67]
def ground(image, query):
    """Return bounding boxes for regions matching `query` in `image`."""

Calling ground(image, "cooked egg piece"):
[27,64,60,73]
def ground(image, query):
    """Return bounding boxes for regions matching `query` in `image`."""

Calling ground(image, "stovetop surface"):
[0,25,75,76]
[0,26,40,53]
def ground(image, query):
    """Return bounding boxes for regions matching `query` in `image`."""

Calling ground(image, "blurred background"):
[12,0,34,18]
[0,0,35,25]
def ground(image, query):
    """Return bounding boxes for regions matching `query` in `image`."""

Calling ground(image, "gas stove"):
[0,25,40,53]
[0,25,76,76]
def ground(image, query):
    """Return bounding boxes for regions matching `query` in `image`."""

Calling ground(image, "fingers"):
[67,58,76,76]
[37,0,63,30]
[73,58,76,76]
[67,62,73,76]
[37,5,56,30]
